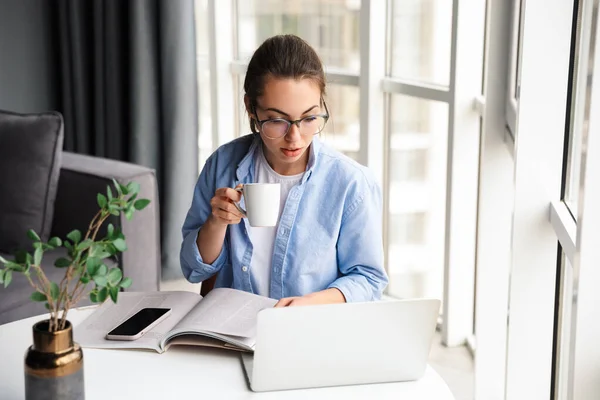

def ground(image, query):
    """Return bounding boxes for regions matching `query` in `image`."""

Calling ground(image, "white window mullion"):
[441,0,485,347]
[505,0,574,398]
[359,0,386,184]
[208,0,235,147]
[474,0,514,397]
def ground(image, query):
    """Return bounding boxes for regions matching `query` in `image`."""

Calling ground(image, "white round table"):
[0,307,455,399]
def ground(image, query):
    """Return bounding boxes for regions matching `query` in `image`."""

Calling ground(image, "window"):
[387,95,448,301]
[506,0,525,139]
[234,0,361,160]
[563,0,594,218]
[554,250,574,400]
[390,0,452,86]
[236,0,360,72]
[195,0,213,171]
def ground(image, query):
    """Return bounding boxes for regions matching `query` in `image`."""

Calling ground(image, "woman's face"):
[248,77,323,176]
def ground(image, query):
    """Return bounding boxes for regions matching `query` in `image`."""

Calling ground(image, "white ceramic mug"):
[234,183,281,227]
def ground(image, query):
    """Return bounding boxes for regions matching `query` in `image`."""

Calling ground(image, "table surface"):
[0,307,455,400]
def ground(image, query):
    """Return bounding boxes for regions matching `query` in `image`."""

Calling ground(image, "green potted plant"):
[0,179,150,400]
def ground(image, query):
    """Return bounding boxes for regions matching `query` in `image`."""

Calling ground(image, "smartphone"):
[105,308,172,341]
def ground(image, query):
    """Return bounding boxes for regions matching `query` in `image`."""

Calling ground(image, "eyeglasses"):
[252,103,329,139]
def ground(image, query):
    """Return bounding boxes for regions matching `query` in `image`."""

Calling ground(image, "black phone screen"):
[108,308,170,336]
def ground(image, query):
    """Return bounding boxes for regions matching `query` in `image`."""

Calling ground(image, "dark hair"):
[244,34,327,133]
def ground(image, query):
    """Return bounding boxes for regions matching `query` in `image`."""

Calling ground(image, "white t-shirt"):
[248,145,303,297]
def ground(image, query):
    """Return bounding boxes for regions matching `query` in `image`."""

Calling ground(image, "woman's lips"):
[281,147,303,157]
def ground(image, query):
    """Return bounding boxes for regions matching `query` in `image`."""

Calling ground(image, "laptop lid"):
[244,298,440,392]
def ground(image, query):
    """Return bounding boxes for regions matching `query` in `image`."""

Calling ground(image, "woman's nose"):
[286,122,302,141]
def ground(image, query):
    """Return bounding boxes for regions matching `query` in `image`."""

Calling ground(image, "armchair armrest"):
[51,152,160,291]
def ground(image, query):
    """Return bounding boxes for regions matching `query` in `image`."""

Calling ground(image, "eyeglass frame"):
[250,101,330,139]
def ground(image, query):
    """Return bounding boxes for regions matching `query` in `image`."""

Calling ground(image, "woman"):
[180,34,388,306]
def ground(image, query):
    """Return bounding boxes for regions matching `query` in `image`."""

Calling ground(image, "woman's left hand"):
[274,288,346,308]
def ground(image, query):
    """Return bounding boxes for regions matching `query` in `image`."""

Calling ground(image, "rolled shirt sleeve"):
[327,178,389,302]
[180,154,229,283]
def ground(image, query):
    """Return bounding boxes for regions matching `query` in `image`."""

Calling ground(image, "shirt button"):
[242,266,248,272]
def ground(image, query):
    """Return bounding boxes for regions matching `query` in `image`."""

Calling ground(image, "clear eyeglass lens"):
[262,116,326,138]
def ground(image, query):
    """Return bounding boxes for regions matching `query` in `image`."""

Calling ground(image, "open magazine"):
[74,288,277,353]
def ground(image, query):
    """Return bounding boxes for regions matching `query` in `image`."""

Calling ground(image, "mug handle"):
[233,187,247,217]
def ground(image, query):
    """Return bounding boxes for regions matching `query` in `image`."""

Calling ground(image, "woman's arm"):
[197,187,243,264]
[274,288,345,307]
[327,177,389,302]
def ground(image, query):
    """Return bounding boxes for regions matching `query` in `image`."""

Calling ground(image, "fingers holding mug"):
[210,187,245,225]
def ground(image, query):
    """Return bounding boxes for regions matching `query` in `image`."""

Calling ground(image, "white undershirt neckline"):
[247,144,303,297]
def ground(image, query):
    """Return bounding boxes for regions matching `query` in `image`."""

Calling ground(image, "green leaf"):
[90,244,111,259]
[3,270,11,287]
[89,291,98,303]
[126,182,140,195]
[77,239,93,252]
[50,282,59,300]
[54,257,72,268]
[66,230,82,244]
[109,286,119,303]
[64,241,73,251]
[44,303,51,310]
[120,277,132,289]
[97,264,108,276]
[94,275,108,286]
[125,208,134,221]
[48,237,62,248]
[110,210,120,217]
[34,247,43,266]
[119,183,129,195]
[0,269,4,284]
[127,193,138,206]
[134,199,150,211]
[107,223,115,238]
[106,244,117,256]
[27,229,41,242]
[15,250,29,264]
[0,255,7,264]
[97,287,109,302]
[107,268,122,285]
[107,185,113,201]
[112,178,122,196]
[30,291,47,302]
[86,257,101,276]
[97,193,108,208]
[112,238,127,252]
[80,275,90,284]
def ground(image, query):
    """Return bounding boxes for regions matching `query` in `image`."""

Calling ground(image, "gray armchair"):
[0,152,161,325]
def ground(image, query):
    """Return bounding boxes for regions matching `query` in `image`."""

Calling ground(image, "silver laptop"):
[241,298,441,392]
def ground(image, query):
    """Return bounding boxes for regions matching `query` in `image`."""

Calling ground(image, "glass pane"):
[320,84,360,161]
[564,1,595,218]
[390,0,452,86]
[387,95,448,300]
[195,0,212,171]
[236,79,360,161]
[554,252,574,399]
[513,0,523,98]
[236,0,361,72]
[236,75,249,138]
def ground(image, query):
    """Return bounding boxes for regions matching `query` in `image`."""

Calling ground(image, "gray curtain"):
[53,0,199,280]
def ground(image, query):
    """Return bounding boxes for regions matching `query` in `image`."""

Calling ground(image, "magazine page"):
[165,288,277,341]
[74,291,202,352]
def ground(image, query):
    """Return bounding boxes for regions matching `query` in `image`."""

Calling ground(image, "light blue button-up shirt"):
[180,133,388,302]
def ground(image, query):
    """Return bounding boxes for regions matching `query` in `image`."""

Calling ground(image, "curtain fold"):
[54,0,199,280]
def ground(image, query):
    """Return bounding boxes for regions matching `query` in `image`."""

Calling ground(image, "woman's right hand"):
[208,186,245,226]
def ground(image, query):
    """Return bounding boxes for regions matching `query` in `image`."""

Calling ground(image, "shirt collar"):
[235,133,321,185]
